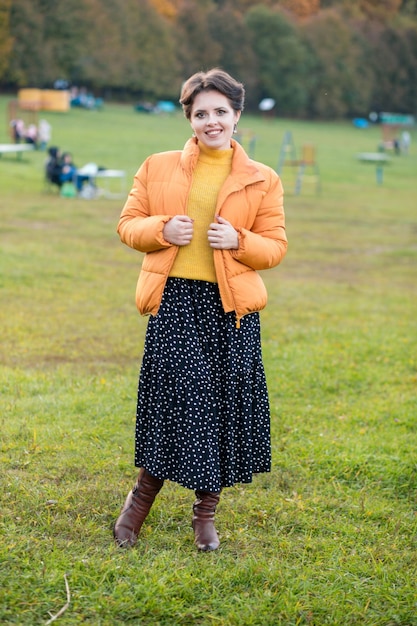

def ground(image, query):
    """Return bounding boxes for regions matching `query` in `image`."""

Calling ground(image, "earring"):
[233,124,238,134]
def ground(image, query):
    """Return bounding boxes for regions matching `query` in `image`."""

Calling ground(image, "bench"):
[0,143,36,160]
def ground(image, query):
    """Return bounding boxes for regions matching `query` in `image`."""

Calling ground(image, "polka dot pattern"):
[134,278,271,492]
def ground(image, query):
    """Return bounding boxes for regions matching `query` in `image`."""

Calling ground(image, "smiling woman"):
[190,90,240,151]
[113,68,287,553]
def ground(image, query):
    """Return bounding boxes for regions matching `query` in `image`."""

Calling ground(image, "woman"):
[114,68,287,551]
[59,152,92,192]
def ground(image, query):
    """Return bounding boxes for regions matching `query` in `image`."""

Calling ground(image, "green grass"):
[1,97,417,625]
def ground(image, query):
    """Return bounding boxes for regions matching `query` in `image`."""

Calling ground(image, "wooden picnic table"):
[0,143,36,160]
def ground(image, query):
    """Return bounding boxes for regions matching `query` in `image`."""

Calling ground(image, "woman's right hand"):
[163,215,194,246]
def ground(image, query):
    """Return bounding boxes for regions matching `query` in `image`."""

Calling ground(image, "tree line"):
[1,0,416,118]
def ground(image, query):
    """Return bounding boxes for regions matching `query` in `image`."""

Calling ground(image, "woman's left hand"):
[207,216,239,250]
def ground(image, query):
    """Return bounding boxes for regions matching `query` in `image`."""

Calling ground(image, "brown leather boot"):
[113,468,164,548]
[192,491,221,551]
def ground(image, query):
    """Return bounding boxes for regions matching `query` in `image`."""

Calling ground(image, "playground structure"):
[7,89,69,142]
[276,131,320,195]
[7,100,38,141]
[235,127,257,159]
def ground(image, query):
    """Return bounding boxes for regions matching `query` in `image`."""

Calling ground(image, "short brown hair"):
[179,68,245,120]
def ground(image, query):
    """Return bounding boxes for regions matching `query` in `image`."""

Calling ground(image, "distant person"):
[113,68,287,552]
[38,119,52,151]
[59,152,93,192]
[401,130,411,155]
[45,146,63,188]
[59,152,77,184]
[10,118,25,143]
[25,123,38,147]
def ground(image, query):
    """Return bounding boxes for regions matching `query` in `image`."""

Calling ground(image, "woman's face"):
[190,90,241,150]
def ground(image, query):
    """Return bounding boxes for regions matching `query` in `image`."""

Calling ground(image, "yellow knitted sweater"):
[169,143,233,282]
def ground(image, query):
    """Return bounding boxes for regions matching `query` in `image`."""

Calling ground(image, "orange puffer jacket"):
[117,137,287,326]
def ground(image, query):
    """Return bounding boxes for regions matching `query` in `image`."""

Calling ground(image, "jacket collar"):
[180,137,266,191]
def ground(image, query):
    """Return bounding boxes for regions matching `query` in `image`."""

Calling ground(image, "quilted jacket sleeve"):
[117,158,173,253]
[231,168,287,270]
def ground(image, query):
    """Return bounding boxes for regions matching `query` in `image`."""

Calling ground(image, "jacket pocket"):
[228,269,268,316]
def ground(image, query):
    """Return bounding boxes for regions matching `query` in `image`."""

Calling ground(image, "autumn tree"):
[320,0,403,20]
[5,0,180,98]
[6,0,92,86]
[359,0,402,21]
[175,0,222,78]
[125,0,181,98]
[39,0,90,83]
[81,0,180,98]
[206,3,258,105]
[0,0,13,80]
[213,0,277,11]
[302,9,374,118]
[6,0,45,85]
[366,22,417,112]
[401,0,417,16]
[2,0,417,117]
[245,5,312,116]
[278,0,321,19]
[149,0,177,19]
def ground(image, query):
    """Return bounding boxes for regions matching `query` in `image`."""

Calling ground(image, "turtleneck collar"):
[197,141,234,163]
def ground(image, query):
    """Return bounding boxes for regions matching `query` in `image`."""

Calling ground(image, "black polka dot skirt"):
[134,278,271,492]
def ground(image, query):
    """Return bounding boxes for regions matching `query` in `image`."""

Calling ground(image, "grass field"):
[1,96,416,625]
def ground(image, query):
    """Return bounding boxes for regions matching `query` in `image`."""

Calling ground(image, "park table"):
[357,152,391,185]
